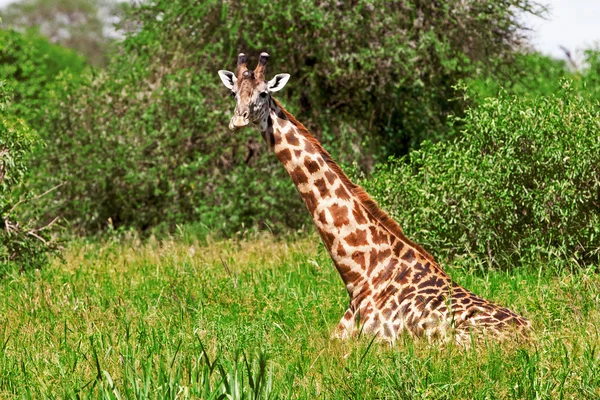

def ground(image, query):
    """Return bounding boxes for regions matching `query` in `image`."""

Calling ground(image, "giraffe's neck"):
[259,99,434,306]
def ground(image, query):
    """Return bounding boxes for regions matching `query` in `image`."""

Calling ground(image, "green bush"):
[0,82,57,274]
[35,68,306,234]
[362,83,600,270]
[29,0,542,235]
[580,49,600,101]
[0,28,86,123]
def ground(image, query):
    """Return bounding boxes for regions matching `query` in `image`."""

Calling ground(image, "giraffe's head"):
[218,52,290,130]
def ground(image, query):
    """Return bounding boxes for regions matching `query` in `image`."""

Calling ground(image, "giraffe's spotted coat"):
[220,55,531,345]
[268,104,530,344]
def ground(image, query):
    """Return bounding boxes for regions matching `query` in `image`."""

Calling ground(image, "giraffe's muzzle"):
[229,113,250,130]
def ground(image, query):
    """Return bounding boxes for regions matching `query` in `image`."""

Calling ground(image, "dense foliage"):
[124,0,543,156]
[0,30,77,273]
[34,69,305,234]
[0,28,86,123]
[363,84,600,269]
[28,0,543,235]
[0,82,56,274]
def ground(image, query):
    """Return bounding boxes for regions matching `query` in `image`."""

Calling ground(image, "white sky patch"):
[523,0,600,62]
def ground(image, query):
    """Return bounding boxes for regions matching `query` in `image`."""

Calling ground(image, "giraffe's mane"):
[273,99,436,264]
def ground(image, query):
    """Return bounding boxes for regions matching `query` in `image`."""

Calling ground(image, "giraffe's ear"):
[218,70,237,90]
[267,74,290,92]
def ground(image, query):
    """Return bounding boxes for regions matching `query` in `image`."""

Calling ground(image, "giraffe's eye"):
[230,91,236,98]
[259,92,268,98]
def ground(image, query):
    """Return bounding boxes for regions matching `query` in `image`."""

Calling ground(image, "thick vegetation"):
[1,0,598,270]
[363,83,600,269]
[0,29,85,124]
[0,0,125,66]
[26,0,543,235]
[359,51,600,269]
[0,30,83,274]
[0,82,57,274]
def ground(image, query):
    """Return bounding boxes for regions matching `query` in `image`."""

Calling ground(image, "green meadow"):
[2,233,599,398]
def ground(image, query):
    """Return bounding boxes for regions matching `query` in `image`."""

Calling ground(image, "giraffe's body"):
[218,53,531,344]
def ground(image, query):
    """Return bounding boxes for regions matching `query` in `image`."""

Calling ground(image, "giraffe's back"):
[358,245,531,344]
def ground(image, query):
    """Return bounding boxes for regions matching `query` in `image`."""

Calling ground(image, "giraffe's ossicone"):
[217,52,531,344]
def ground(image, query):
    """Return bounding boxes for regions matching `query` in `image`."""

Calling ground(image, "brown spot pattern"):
[342,270,361,285]
[375,259,396,283]
[370,226,389,245]
[321,230,335,247]
[330,203,350,227]
[345,229,368,247]
[290,166,308,185]
[394,265,411,285]
[304,140,316,154]
[314,178,329,198]
[318,210,328,225]
[325,170,337,185]
[274,131,284,146]
[377,249,392,263]
[344,310,353,320]
[335,185,351,200]
[369,249,378,270]
[392,240,405,255]
[305,157,320,174]
[277,148,292,164]
[352,251,365,267]
[353,202,368,224]
[301,189,318,212]
[286,132,300,146]
[335,242,347,257]
[402,248,416,263]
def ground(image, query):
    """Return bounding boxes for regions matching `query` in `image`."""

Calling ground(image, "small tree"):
[0,82,58,274]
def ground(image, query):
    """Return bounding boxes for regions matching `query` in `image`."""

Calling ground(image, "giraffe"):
[217,52,531,344]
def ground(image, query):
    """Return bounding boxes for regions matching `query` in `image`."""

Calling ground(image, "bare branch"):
[27,231,47,245]
[8,182,66,214]
[32,216,60,233]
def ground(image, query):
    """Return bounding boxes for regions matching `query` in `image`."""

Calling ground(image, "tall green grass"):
[1,233,599,398]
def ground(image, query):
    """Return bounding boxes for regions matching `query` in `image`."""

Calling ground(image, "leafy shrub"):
[0,82,57,274]
[362,83,600,270]
[29,0,542,235]
[34,67,306,234]
[0,28,86,123]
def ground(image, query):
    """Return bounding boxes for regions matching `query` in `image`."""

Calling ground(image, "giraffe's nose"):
[229,114,250,130]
